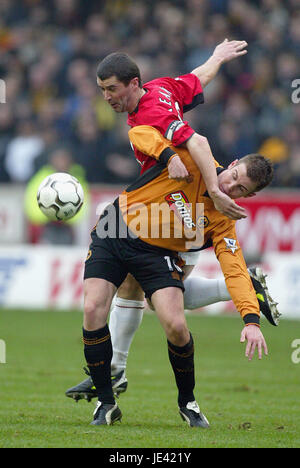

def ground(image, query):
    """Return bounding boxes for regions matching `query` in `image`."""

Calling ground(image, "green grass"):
[0,309,299,448]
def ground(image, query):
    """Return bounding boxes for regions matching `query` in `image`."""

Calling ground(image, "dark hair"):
[238,153,274,191]
[96,52,142,87]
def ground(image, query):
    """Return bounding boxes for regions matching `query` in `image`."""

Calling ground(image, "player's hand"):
[168,155,192,182]
[213,38,248,64]
[210,189,247,220]
[240,325,268,361]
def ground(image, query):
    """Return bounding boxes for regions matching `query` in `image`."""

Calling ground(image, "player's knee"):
[117,274,144,301]
[84,298,106,329]
[166,318,189,346]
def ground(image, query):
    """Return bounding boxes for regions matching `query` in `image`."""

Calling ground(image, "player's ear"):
[130,77,140,89]
[228,159,239,169]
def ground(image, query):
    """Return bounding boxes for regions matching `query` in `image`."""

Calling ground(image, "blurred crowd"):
[0,0,299,188]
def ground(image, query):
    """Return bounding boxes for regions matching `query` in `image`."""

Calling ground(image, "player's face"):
[97,75,139,113]
[218,161,257,199]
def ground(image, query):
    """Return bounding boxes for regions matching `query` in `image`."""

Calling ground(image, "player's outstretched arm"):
[186,133,247,220]
[240,325,268,361]
[192,39,248,87]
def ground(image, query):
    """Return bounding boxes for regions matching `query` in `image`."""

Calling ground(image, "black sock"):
[167,333,195,407]
[83,325,115,404]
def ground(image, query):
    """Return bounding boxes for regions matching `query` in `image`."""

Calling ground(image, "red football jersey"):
[127,73,204,174]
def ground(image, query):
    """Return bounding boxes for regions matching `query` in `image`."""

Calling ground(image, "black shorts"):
[84,228,184,299]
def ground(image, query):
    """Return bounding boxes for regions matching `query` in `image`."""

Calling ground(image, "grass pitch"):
[0,309,299,448]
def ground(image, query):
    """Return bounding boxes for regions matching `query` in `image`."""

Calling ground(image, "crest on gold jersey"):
[197,215,210,228]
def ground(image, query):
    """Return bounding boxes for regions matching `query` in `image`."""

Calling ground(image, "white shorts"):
[178,251,201,266]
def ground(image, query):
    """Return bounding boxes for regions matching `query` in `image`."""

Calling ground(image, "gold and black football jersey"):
[118,125,260,322]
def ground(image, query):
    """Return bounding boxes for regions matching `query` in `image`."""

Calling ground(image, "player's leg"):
[151,286,189,345]
[145,263,230,311]
[180,252,280,325]
[179,252,231,309]
[110,274,144,380]
[151,286,209,428]
[83,277,122,425]
[183,275,231,308]
[65,274,144,402]
[82,227,130,425]
[183,271,279,317]
[129,244,209,428]
[83,278,116,330]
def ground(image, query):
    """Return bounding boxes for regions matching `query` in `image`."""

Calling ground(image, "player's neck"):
[128,88,146,114]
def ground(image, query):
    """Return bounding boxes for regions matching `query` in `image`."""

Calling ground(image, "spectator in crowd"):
[71,109,113,184]
[4,118,45,183]
[0,103,14,182]
[0,0,298,187]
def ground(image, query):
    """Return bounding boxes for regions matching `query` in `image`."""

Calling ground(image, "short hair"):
[237,153,274,191]
[96,52,142,87]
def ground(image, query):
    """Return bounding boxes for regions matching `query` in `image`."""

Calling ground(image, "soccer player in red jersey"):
[96,39,249,219]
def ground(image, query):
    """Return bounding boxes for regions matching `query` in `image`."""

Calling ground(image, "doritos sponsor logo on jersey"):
[165,191,196,229]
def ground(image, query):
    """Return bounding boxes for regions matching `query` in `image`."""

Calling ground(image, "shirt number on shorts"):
[164,256,182,273]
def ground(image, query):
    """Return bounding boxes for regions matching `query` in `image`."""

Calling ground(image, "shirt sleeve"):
[128,74,204,148]
[157,74,203,145]
[128,125,178,163]
[172,73,204,112]
[212,220,260,325]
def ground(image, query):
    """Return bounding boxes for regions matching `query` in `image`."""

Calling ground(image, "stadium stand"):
[0,0,299,187]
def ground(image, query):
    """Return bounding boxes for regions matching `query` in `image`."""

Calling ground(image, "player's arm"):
[191,39,248,87]
[129,125,190,180]
[213,227,268,360]
[185,133,247,220]
[131,125,247,220]
[129,125,177,162]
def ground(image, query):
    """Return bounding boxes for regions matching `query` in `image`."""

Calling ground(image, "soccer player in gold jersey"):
[82,125,273,427]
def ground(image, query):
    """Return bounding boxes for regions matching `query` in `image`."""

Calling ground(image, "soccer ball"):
[37,172,84,221]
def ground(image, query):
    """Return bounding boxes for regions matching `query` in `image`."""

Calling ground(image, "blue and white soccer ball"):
[37,172,84,221]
